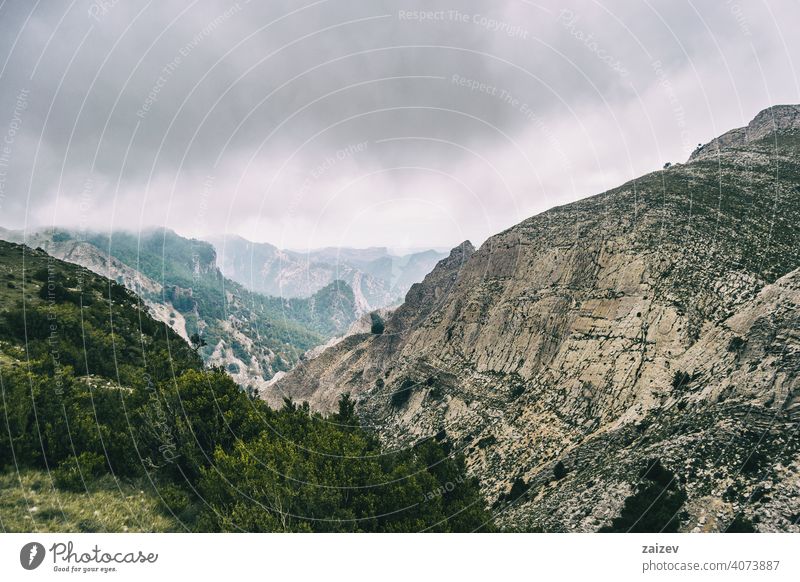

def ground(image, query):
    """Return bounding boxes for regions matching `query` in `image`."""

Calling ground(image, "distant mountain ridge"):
[0,226,359,391]
[209,234,447,313]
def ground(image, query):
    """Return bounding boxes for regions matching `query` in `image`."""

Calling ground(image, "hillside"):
[0,228,359,390]
[0,239,492,532]
[270,104,800,532]
[210,234,446,312]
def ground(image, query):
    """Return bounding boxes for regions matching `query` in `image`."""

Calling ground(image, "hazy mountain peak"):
[209,234,448,312]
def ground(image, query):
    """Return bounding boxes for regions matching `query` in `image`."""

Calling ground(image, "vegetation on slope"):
[0,470,180,533]
[83,229,357,370]
[0,241,491,532]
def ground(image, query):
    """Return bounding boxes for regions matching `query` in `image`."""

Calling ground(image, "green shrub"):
[53,452,108,492]
[370,312,385,335]
[741,448,767,474]
[391,378,416,408]
[195,395,494,532]
[599,459,687,533]
[428,385,444,400]
[506,477,529,503]
[728,336,747,352]
[726,515,757,532]
[672,371,692,390]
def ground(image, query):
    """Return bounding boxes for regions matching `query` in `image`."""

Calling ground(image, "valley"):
[1,104,798,533]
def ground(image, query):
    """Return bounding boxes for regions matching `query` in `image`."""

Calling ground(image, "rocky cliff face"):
[270,105,800,532]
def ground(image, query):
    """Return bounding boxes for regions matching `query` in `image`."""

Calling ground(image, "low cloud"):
[1,0,798,249]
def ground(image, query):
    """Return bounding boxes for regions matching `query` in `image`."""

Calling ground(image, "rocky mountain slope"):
[210,234,446,312]
[270,105,800,532]
[0,227,358,391]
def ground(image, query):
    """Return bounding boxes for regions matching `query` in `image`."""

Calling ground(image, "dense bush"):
[370,312,385,335]
[196,401,492,532]
[726,515,757,532]
[53,452,109,492]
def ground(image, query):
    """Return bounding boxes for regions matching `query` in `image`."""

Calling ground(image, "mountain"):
[0,239,490,532]
[270,105,800,532]
[209,234,447,313]
[0,227,359,391]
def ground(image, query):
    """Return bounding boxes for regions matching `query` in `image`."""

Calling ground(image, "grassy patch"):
[0,470,180,532]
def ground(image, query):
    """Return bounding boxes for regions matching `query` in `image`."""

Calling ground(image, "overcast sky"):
[0,0,798,250]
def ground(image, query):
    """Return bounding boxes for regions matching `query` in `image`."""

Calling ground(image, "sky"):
[0,0,798,251]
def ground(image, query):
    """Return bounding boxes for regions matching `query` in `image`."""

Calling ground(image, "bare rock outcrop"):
[689,104,800,161]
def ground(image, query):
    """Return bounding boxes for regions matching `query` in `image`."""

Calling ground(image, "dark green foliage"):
[391,378,416,408]
[726,515,757,532]
[599,459,687,533]
[271,354,289,372]
[53,452,108,492]
[336,392,357,425]
[370,312,385,335]
[494,477,529,508]
[749,486,769,503]
[510,384,525,398]
[728,336,747,353]
[428,385,444,400]
[508,477,528,500]
[196,409,493,532]
[553,461,567,480]
[476,435,497,449]
[189,332,207,349]
[741,447,768,475]
[32,266,50,281]
[672,371,692,390]
[158,483,197,523]
[36,270,82,304]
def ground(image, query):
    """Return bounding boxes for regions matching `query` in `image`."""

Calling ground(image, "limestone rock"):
[269,105,800,532]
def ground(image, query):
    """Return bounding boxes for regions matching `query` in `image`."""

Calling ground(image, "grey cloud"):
[1,0,798,249]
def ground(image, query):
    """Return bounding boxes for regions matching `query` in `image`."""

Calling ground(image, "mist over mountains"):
[209,234,447,312]
[0,225,444,392]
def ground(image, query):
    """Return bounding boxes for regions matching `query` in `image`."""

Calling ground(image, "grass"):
[0,469,181,532]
